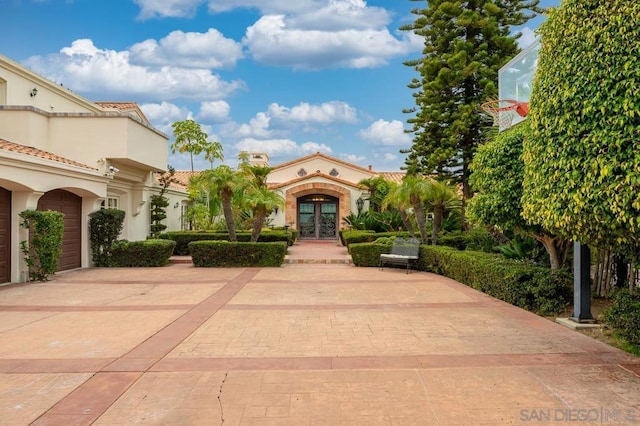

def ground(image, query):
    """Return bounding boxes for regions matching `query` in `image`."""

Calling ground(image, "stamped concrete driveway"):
[0,258,639,425]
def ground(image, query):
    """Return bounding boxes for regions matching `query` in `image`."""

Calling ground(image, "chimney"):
[368,165,372,171]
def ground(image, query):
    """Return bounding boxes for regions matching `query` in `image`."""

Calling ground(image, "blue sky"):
[2,0,557,172]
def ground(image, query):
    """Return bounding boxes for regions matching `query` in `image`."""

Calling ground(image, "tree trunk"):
[251,210,266,242]
[399,209,415,238]
[412,197,428,244]
[431,205,444,245]
[486,225,509,245]
[532,234,571,270]
[221,190,236,242]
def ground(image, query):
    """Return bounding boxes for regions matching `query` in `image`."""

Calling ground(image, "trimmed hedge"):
[350,243,391,267]
[342,230,411,248]
[349,242,571,315]
[159,230,294,255]
[418,245,571,315]
[107,239,176,267]
[189,241,287,267]
[604,291,640,347]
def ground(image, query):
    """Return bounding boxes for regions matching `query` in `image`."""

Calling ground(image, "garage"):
[37,189,81,271]
[0,187,10,283]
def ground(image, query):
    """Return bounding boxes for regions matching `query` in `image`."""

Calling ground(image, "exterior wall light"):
[30,88,38,97]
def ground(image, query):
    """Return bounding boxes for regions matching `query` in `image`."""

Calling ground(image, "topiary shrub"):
[604,290,640,347]
[418,245,572,315]
[19,210,64,281]
[107,239,176,267]
[89,209,125,266]
[349,243,391,267]
[189,241,287,267]
[522,0,640,261]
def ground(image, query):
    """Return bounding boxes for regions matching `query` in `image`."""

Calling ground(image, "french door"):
[298,196,338,239]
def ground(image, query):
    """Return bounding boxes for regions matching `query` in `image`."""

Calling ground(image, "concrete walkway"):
[0,241,639,425]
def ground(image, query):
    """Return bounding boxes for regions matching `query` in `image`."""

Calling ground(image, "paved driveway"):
[0,262,639,425]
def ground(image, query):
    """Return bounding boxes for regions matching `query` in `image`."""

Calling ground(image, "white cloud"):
[141,101,190,122]
[132,0,420,70]
[198,100,231,122]
[517,27,538,49]
[25,39,245,101]
[268,101,358,124]
[287,0,391,31]
[340,153,366,163]
[130,29,244,69]
[133,0,203,20]
[383,153,398,161]
[140,101,192,134]
[237,113,273,138]
[244,15,420,70]
[359,119,411,146]
[207,0,317,15]
[235,138,332,157]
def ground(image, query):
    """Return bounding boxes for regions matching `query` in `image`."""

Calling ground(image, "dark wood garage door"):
[0,187,10,283]
[38,189,81,271]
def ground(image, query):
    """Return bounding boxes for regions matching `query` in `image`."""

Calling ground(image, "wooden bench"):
[379,237,420,274]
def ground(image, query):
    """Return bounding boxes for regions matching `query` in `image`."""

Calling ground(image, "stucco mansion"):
[0,53,403,284]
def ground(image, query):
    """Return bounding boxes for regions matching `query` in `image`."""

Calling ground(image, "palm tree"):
[171,120,209,172]
[204,140,224,169]
[243,187,284,242]
[381,181,415,238]
[238,161,284,242]
[358,176,392,212]
[191,165,244,241]
[397,175,432,244]
[424,180,461,244]
[187,172,222,230]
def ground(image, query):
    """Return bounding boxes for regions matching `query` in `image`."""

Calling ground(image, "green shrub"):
[373,236,395,245]
[437,228,496,252]
[350,243,391,267]
[89,209,125,266]
[107,239,176,267]
[19,210,64,281]
[418,245,572,315]
[189,241,287,267]
[604,291,640,347]
[342,230,410,247]
[160,231,292,255]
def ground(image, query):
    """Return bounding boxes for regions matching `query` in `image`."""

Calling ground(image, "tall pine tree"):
[401,0,542,222]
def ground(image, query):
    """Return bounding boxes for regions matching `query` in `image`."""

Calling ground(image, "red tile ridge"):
[0,138,98,171]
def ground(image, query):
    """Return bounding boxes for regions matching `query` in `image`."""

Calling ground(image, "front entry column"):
[570,241,594,323]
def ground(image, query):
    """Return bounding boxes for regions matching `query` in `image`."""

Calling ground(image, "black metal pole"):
[570,241,594,323]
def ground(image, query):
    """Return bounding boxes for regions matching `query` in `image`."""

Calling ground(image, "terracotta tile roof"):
[168,170,193,189]
[377,171,406,183]
[0,139,98,171]
[95,101,150,124]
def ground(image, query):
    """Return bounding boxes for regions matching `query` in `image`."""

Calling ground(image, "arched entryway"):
[298,195,338,239]
[0,187,10,283]
[37,189,81,271]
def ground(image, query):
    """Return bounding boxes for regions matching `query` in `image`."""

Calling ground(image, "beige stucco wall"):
[270,175,364,231]
[269,156,374,185]
[0,53,188,283]
[0,54,101,113]
[0,110,168,172]
[0,153,107,282]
